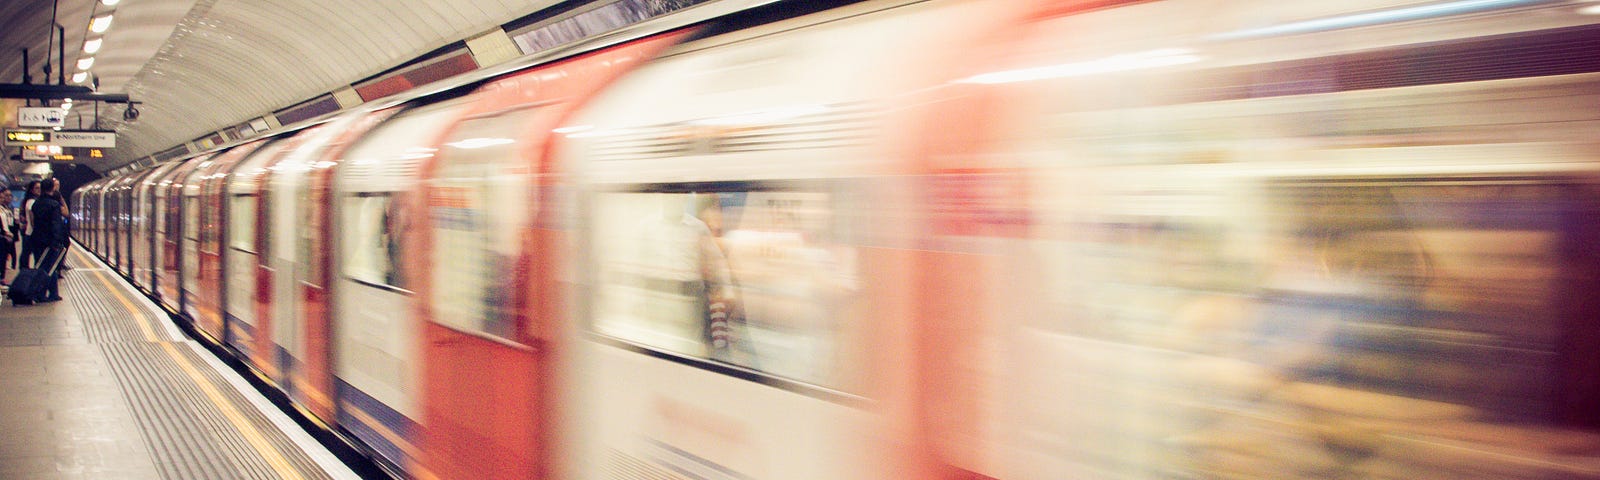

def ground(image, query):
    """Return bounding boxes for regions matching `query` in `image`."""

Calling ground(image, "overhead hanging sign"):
[17,107,65,128]
[20,148,49,161]
[4,128,50,145]
[51,130,115,147]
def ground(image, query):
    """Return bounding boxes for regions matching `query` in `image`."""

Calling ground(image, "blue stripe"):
[274,344,294,395]
[225,313,254,356]
[226,313,254,335]
[336,379,418,467]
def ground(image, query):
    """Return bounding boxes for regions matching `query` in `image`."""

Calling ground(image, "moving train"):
[71,0,1600,478]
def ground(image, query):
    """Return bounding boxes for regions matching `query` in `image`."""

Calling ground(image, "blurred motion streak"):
[71,0,1600,478]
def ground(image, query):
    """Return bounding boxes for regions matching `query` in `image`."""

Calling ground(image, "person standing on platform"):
[29,181,67,302]
[19,181,39,268]
[0,189,17,285]
[48,178,70,273]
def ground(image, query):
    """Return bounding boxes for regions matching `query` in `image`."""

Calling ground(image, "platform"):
[0,245,363,480]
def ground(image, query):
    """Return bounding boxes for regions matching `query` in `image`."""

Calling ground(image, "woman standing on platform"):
[19,180,40,268]
[0,189,17,285]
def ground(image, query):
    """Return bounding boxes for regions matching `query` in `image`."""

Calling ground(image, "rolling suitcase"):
[9,247,63,305]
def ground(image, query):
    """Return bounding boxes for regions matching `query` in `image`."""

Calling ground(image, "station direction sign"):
[4,129,49,145]
[52,130,115,148]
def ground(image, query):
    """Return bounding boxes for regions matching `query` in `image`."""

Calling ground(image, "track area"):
[0,244,362,480]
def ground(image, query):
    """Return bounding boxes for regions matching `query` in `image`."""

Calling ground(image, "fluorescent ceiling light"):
[90,15,113,34]
[83,38,103,54]
[102,0,121,5]
[77,57,95,70]
[72,72,87,83]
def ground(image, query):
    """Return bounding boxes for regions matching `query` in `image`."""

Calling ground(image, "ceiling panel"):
[4,0,540,173]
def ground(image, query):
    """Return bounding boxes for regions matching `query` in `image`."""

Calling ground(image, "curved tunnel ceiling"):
[3,0,557,174]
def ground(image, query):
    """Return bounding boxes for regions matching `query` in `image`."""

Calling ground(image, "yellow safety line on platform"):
[72,248,161,343]
[71,248,308,480]
[158,340,309,480]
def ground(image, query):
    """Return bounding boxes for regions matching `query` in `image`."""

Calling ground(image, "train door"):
[119,175,141,276]
[332,98,473,474]
[69,189,83,248]
[72,182,91,253]
[189,143,265,344]
[222,138,293,370]
[300,110,401,425]
[265,115,369,424]
[136,162,180,293]
[107,176,129,270]
[93,182,105,255]
[81,181,93,254]
[101,178,117,268]
[265,125,332,406]
[158,158,207,313]
[180,160,208,324]
[413,31,689,480]
[108,178,130,276]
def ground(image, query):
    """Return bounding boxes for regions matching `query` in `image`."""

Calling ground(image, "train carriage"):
[71,181,96,255]
[107,173,140,273]
[220,138,297,368]
[154,156,209,310]
[183,142,269,343]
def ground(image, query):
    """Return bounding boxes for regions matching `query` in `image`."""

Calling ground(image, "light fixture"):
[72,72,87,83]
[77,57,94,70]
[83,38,103,54]
[102,0,121,5]
[90,14,113,34]
[1581,3,1600,15]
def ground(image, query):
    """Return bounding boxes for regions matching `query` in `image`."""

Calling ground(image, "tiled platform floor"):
[0,251,361,480]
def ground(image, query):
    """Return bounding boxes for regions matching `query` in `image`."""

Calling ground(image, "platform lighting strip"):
[77,0,120,85]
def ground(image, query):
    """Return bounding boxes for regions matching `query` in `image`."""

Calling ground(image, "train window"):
[428,108,542,344]
[199,193,219,255]
[229,194,257,253]
[590,185,863,390]
[183,196,200,241]
[154,195,167,235]
[342,193,407,291]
